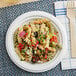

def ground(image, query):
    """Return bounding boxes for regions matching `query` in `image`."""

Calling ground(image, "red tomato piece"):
[50,38,54,43]
[28,25,31,27]
[54,32,56,35]
[36,41,39,44]
[34,41,39,48]
[50,36,58,43]
[45,48,48,51]
[32,44,35,47]
[24,33,28,37]
[53,36,58,43]
[18,43,24,51]
[30,39,32,42]
[45,54,47,59]
[27,45,30,47]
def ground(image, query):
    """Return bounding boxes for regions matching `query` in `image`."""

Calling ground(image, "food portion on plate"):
[13,18,62,63]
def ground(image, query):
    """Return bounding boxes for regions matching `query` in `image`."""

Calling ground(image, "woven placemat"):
[0,0,76,76]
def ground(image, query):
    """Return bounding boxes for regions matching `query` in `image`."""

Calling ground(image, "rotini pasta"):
[13,18,62,63]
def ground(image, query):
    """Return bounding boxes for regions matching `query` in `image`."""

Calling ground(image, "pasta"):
[13,18,62,63]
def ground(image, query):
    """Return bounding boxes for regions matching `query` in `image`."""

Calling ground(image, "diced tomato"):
[53,36,58,43]
[54,32,56,35]
[36,41,39,44]
[31,41,39,48]
[24,33,28,37]
[45,48,48,54]
[26,33,28,35]
[18,43,24,51]
[50,36,58,43]
[28,25,31,27]
[45,48,48,51]
[50,38,53,43]
[34,41,39,48]
[45,54,47,59]
[36,56,39,61]
[27,45,30,47]
[30,39,32,42]
[34,45,37,48]
[33,59,36,62]
[54,39,58,43]
[32,56,35,58]
[32,44,35,47]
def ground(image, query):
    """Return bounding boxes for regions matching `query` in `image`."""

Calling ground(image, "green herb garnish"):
[20,58,25,61]
[21,49,26,53]
[37,38,40,43]
[40,50,42,52]
[43,50,45,52]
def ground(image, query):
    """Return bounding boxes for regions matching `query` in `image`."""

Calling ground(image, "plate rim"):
[6,11,67,73]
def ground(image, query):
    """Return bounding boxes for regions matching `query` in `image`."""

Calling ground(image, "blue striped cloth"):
[54,1,76,70]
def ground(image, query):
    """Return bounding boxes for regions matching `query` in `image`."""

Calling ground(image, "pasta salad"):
[13,18,62,63]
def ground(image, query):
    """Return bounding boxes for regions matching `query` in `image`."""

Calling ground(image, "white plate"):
[6,11,67,73]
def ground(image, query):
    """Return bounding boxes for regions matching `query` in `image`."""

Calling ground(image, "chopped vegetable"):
[19,31,25,37]
[34,31,38,37]
[35,41,39,48]
[45,48,48,51]
[45,54,47,59]
[50,36,58,43]
[18,43,24,51]
[21,49,26,53]
[54,32,56,35]
[43,50,45,52]
[14,18,62,63]
[24,32,28,37]
[28,24,31,27]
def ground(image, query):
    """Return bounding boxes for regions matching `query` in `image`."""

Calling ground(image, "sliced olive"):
[32,50,35,55]
[34,31,38,37]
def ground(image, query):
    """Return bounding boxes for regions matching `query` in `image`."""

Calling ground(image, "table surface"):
[0,0,76,76]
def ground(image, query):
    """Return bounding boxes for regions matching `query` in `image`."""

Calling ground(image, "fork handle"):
[69,19,76,57]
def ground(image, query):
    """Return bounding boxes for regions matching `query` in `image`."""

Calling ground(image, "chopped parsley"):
[21,49,26,54]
